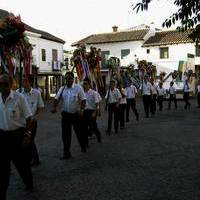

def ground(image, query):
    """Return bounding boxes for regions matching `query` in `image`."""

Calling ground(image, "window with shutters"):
[41,49,46,61]
[160,47,169,59]
[101,51,110,69]
[121,49,130,59]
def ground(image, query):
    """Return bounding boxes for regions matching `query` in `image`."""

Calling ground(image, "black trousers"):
[107,103,119,132]
[183,92,191,109]
[150,94,157,114]
[157,95,164,111]
[126,98,139,121]
[119,104,126,128]
[168,94,177,109]
[83,110,101,143]
[197,93,200,108]
[61,112,87,156]
[0,128,33,200]
[142,95,151,117]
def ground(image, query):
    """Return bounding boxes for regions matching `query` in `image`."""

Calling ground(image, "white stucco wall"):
[27,32,64,73]
[143,43,196,72]
[85,41,146,65]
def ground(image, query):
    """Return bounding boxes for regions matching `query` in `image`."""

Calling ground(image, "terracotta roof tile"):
[72,29,149,46]
[143,30,193,47]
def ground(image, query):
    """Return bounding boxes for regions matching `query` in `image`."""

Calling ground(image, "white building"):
[0,9,65,99]
[72,24,200,87]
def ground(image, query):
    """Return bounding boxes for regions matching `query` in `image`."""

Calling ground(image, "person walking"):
[150,78,157,115]
[183,79,191,110]
[0,74,33,200]
[17,77,44,166]
[157,82,166,111]
[51,72,87,160]
[105,80,121,134]
[197,80,200,108]
[126,79,139,122]
[82,77,101,144]
[140,76,152,118]
[168,81,177,110]
[117,82,127,129]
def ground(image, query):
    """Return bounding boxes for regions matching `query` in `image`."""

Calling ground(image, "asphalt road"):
[7,98,200,200]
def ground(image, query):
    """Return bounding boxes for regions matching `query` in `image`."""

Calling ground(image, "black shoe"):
[126,119,129,122]
[60,154,72,160]
[120,126,125,130]
[81,147,87,153]
[136,115,139,121]
[115,130,118,134]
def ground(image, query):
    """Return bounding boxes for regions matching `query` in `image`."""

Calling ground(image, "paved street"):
[8,98,200,200]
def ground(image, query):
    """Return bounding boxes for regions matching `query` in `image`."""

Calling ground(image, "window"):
[160,47,169,59]
[52,49,58,61]
[196,44,200,57]
[101,51,110,69]
[41,49,46,61]
[121,49,130,59]
[147,49,150,54]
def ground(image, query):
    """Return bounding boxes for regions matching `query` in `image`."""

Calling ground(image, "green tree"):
[133,0,200,42]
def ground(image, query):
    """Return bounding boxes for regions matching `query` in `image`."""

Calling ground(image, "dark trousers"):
[27,119,40,163]
[150,94,157,114]
[0,129,33,200]
[168,94,177,109]
[157,95,164,111]
[119,104,126,128]
[107,103,119,132]
[83,110,101,143]
[126,98,139,121]
[183,92,191,109]
[61,112,87,156]
[198,93,200,108]
[143,95,151,117]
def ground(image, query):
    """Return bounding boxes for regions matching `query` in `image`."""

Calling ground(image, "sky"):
[1,0,179,49]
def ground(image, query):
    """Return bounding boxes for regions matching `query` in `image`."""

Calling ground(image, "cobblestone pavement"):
[7,99,200,200]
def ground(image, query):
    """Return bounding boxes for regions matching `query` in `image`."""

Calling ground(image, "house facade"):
[0,9,65,99]
[72,25,200,88]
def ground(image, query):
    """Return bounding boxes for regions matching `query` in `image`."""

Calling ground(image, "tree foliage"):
[133,0,200,42]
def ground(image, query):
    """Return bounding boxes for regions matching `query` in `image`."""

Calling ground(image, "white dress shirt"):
[140,82,151,95]
[55,84,86,113]
[151,84,158,95]
[197,85,200,93]
[17,88,44,115]
[0,90,32,131]
[84,89,100,110]
[126,85,137,99]
[105,88,122,104]
[168,86,176,95]
[157,87,166,96]
[119,88,127,104]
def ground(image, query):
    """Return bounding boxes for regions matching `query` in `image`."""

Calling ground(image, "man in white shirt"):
[157,82,166,111]
[126,79,139,122]
[197,80,200,108]
[51,72,86,159]
[150,78,157,115]
[105,80,122,134]
[183,79,191,110]
[168,81,177,110]
[0,74,33,200]
[18,77,44,166]
[82,77,101,144]
[140,76,152,118]
[118,81,127,129]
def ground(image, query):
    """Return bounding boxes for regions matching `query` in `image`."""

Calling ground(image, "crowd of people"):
[0,72,200,200]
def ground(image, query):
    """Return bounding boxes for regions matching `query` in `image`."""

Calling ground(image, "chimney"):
[112,26,118,32]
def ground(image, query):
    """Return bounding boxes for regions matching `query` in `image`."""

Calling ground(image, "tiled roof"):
[0,9,65,44]
[72,29,149,46]
[142,30,193,47]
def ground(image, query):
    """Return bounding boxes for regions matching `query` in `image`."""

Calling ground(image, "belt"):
[0,127,24,135]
